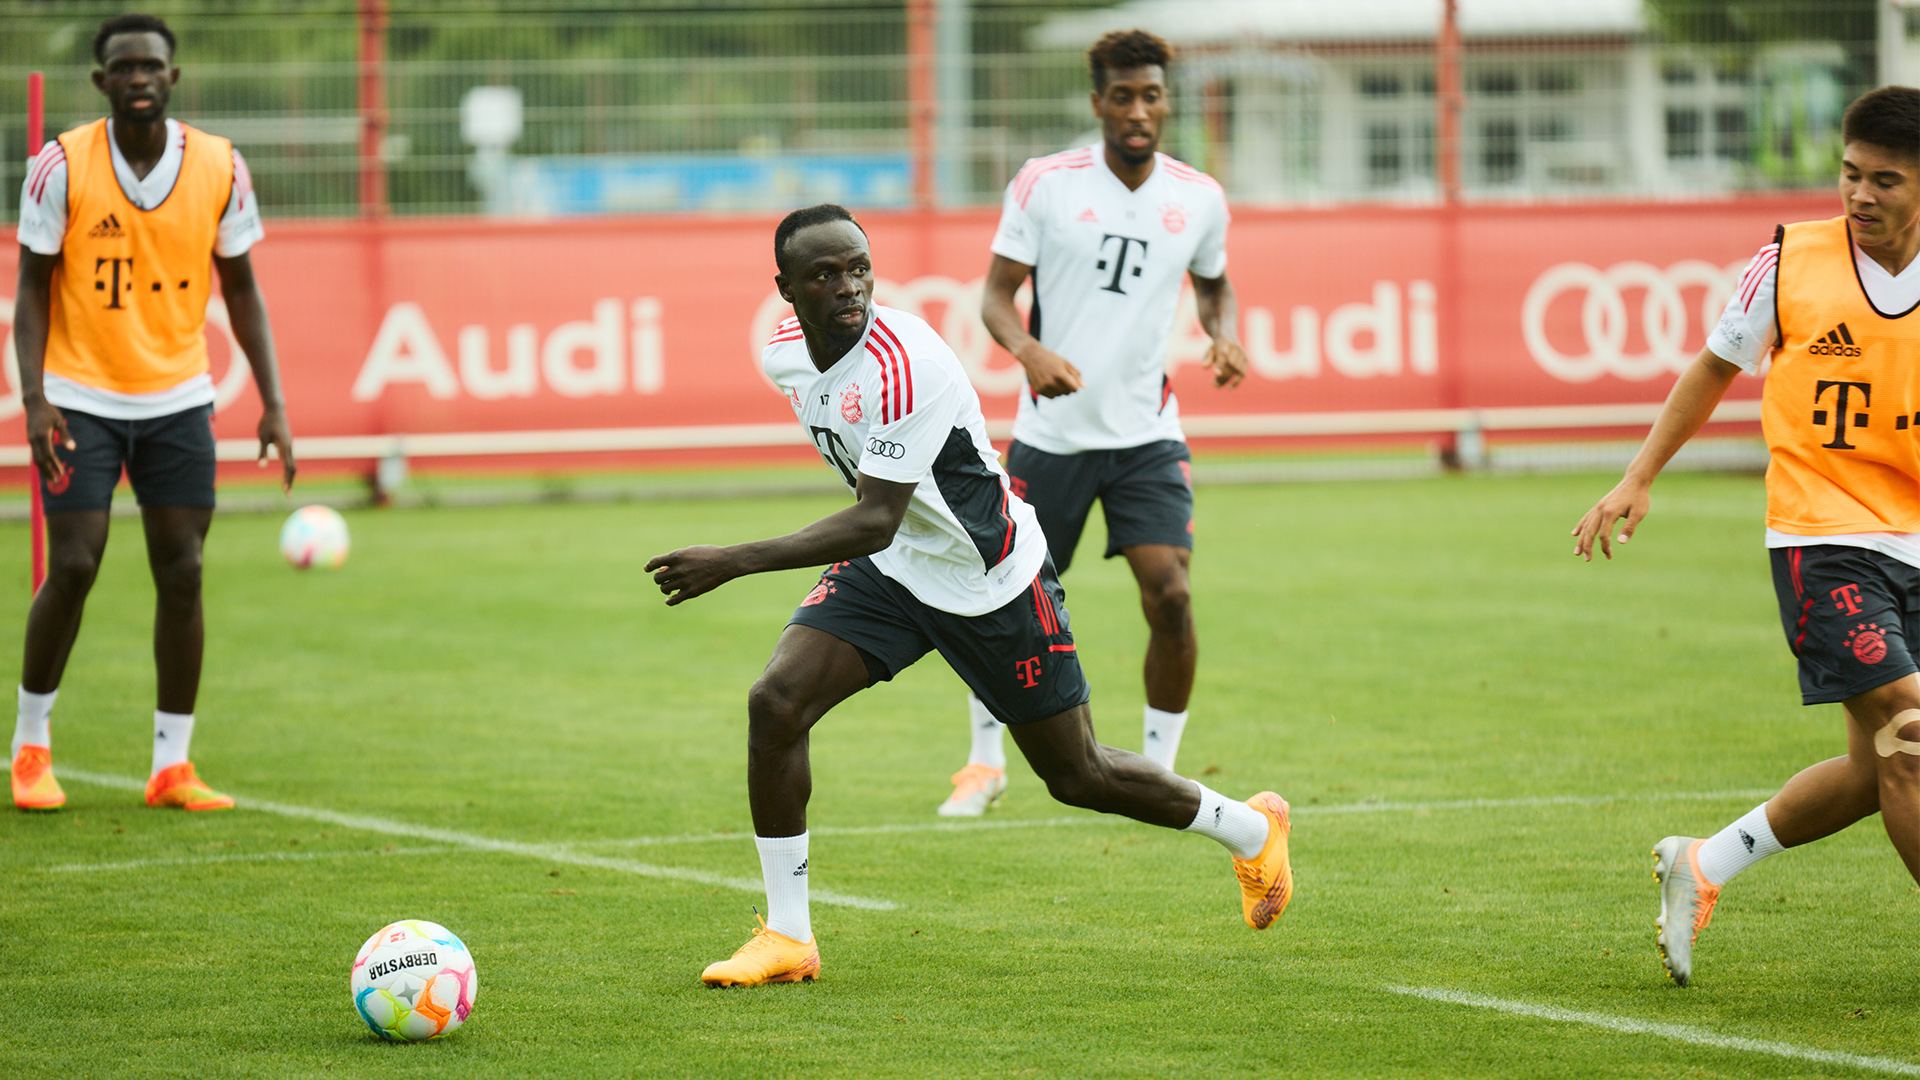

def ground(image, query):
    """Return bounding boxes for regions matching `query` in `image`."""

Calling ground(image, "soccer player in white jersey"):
[1575,87,1920,987]
[936,29,1249,817]
[10,15,294,813]
[645,205,1291,987]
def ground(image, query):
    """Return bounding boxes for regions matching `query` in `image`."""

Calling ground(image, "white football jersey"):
[763,304,1046,616]
[991,148,1230,454]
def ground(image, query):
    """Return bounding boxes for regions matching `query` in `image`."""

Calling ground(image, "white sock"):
[1694,803,1786,886]
[14,686,56,760]
[1182,782,1269,860]
[755,832,812,943]
[966,693,1006,770]
[1142,706,1188,770]
[152,711,194,775]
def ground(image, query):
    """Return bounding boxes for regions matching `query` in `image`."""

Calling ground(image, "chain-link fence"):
[0,1,1902,220]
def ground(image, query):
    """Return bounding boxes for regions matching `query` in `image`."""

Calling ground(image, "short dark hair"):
[94,14,176,64]
[1842,86,1920,162]
[1088,29,1171,91]
[773,204,865,274]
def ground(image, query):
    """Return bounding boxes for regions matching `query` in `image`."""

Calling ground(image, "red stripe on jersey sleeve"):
[27,142,65,202]
[1738,249,1778,311]
[872,319,915,420]
[865,340,893,422]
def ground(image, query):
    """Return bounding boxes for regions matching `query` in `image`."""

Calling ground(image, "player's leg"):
[937,441,1097,817]
[706,558,931,987]
[1653,545,1914,986]
[1103,441,1196,769]
[13,409,123,811]
[128,406,230,810]
[945,559,1293,928]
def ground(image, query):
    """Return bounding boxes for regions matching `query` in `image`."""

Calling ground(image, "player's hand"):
[1572,479,1651,562]
[23,399,74,491]
[645,545,737,606]
[1016,343,1084,398]
[258,405,296,493]
[1203,337,1249,389]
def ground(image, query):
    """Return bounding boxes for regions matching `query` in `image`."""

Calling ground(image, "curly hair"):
[94,14,176,64]
[1087,29,1171,91]
[1843,86,1920,162]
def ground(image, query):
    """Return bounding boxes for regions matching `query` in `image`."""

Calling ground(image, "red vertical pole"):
[907,0,936,211]
[1436,0,1462,205]
[27,71,47,594]
[358,0,389,219]
[1435,0,1468,467]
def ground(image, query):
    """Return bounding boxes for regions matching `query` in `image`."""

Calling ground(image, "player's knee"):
[1034,758,1114,812]
[150,548,204,606]
[746,674,807,740]
[44,543,101,593]
[1140,578,1192,632]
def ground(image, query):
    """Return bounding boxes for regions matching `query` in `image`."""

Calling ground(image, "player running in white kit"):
[939,29,1249,816]
[644,205,1290,987]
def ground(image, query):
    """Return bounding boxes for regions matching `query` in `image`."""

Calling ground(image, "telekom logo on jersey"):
[748,277,1442,394]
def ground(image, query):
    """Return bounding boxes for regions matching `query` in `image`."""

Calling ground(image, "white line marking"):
[53,769,900,911]
[573,789,1779,849]
[48,846,452,874]
[1389,986,1920,1077]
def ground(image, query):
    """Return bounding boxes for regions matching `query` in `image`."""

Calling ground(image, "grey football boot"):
[1651,835,1720,987]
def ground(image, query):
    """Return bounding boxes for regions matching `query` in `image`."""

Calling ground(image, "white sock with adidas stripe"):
[755,832,812,943]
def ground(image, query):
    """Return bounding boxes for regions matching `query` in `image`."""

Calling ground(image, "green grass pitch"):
[3,470,1916,1079]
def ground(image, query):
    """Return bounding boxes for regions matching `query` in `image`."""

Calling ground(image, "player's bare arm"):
[646,473,916,605]
[12,247,73,487]
[982,253,1082,397]
[1572,347,1741,561]
[1190,271,1247,389]
[213,251,295,491]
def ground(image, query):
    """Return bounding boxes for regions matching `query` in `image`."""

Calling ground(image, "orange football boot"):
[1233,791,1293,929]
[701,913,820,987]
[145,762,235,811]
[12,745,65,811]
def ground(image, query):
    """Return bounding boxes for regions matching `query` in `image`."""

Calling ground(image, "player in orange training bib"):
[10,15,296,813]
[1573,86,1920,988]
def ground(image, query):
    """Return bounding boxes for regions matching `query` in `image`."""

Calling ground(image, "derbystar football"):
[350,920,478,1042]
[280,505,350,570]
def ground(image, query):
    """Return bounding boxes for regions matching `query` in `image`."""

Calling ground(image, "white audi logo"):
[865,438,906,459]
[1522,259,1748,383]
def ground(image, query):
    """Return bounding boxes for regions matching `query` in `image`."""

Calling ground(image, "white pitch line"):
[1389,986,1920,1077]
[575,789,1779,850]
[53,768,899,911]
[47,845,452,874]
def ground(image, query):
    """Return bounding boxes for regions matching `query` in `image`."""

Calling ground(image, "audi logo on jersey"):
[865,438,906,459]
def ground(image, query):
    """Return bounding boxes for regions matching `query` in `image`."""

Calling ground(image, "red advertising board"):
[0,193,1835,471]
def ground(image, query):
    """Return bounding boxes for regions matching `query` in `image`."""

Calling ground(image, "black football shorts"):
[1771,544,1920,704]
[41,404,216,513]
[1003,438,1192,573]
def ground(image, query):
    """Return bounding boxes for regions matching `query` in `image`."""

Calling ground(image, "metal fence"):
[0,1,1901,220]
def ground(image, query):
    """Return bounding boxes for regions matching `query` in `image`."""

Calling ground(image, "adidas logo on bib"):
[1809,322,1862,357]
[88,213,124,238]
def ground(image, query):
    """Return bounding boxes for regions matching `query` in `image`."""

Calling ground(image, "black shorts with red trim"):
[42,404,216,514]
[1003,438,1192,574]
[1771,544,1920,705]
[786,554,1090,725]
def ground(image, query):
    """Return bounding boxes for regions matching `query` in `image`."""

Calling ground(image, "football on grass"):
[351,920,478,1042]
[280,505,350,570]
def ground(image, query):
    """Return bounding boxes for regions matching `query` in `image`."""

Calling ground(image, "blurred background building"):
[0,0,1911,217]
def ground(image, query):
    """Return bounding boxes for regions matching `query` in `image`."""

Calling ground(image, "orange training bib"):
[43,118,233,395]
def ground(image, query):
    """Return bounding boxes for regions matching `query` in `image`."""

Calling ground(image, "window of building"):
[1662,62,1695,86]
[1482,118,1520,181]
[1359,72,1404,98]
[1533,68,1578,95]
[1474,69,1520,97]
[1366,122,1404,186]
[1415,69,1436,96]
[1666,108,1701,158]
[1713,107,1749,160]
[1530,116,1571,143]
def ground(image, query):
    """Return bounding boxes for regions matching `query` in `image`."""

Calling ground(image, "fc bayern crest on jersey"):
[840,383,864,423]
[1160,202,1188,234]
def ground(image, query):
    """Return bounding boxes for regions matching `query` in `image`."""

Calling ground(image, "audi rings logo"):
[865,438,906,460]
[1521,260,1746,383]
